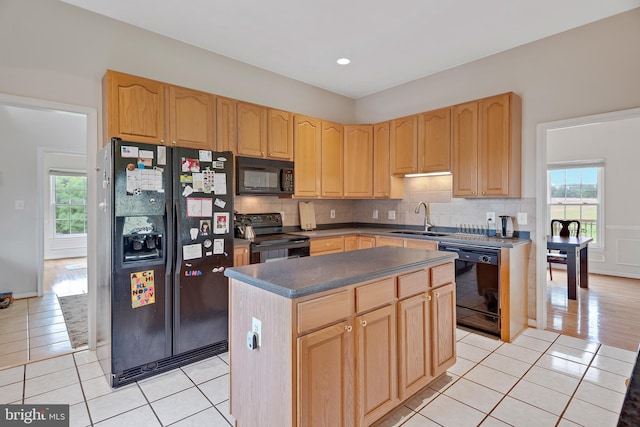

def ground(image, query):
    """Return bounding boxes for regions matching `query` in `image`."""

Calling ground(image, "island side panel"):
[508,243,530,341]
[230,278,295,427]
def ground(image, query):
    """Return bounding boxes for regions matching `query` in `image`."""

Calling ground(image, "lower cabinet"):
[397,292,432,399]
[431,282,456,376]
[233,246,249,266]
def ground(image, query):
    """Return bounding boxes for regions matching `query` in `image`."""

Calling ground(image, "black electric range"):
[235,213,310,263]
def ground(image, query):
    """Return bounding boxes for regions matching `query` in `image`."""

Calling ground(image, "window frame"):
[50,170,88,238]
[546,160,604,249]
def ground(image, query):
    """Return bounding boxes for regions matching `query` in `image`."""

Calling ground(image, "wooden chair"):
[548,219,581,280]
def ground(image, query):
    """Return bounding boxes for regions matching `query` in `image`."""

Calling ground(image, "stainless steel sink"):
[389,230,449,237]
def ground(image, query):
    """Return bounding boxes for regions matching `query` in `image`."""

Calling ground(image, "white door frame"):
[0,92,98,350]
[535,106,640,329]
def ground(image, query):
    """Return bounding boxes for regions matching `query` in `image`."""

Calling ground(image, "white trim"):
[0,92,98,351]
[535,107,640,331]
[606,225,640,230]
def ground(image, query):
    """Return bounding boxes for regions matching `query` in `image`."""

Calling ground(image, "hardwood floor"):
[547,268,640,351]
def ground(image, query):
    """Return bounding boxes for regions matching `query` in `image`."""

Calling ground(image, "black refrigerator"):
[97,138,233,387]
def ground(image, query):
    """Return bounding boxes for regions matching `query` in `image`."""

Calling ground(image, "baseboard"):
[13,291,38,299]
[528,319,537,328]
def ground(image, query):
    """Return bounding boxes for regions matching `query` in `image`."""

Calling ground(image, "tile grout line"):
[74,353,95,427]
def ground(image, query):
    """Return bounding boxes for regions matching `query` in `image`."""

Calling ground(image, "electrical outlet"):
[252,317,262,346]
[373,209,378,219]
[517,212,528,225]
[330,209,336,219]
[388,210,396,220]
[486,212,495,223]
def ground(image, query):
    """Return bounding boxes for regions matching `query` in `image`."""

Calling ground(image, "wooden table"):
[547,236,593,300]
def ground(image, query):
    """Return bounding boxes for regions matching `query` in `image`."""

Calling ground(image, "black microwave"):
[236,156,294,196]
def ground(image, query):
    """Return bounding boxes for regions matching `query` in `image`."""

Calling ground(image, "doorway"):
[536,108,640,338]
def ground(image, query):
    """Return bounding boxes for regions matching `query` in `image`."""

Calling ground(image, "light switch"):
[517,212,527,225]
[388,210,396,220]
[330,209,335,219]
[373,209,378,219]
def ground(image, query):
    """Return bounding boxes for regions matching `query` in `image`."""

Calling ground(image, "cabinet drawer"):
[297,290,352,334]
[355,277,395,313]
[431,262,454,288]
[310,236,344,255]
[397,269,429,299]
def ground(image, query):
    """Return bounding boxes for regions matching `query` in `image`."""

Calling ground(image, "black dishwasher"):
[438,243,501,336]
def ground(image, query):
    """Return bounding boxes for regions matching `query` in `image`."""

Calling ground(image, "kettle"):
[243,225,256,241]
[499,215,514,238]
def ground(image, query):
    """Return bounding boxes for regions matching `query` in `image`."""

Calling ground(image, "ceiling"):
[61,0,639,99]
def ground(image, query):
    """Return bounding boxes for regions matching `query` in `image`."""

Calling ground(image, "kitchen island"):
[224,246,458,427]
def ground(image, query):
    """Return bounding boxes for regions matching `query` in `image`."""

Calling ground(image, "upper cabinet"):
[373,122,403,199]
[294,115,322,198]
[321,121,344,198]
[103,70,165,145]
[344,125,373,198]
[417,107,451,174]
[390,115,418,175]
[267,109,294,161]
[215,96,237,152]
[236,101,268,158]
[167,85,215,149]
[452,92,521,198]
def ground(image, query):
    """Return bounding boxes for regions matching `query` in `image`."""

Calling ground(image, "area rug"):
[57,293,88,348]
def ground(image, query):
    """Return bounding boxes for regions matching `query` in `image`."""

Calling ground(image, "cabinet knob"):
[160,139,165,143]
[435,292,440,298]
[172,140,177,145]
[345,325,352,332]
[426,294,432,301]
[360,320,367,327]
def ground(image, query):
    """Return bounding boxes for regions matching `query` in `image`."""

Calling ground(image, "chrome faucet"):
[415,201,433,231]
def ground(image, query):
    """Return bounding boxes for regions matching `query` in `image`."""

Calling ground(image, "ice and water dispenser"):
[118,216,165,263]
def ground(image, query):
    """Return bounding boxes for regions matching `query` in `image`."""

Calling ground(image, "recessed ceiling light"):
[337,58,351,65]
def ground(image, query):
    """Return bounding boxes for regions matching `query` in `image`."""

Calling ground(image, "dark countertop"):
[290,227,531,249]
[619,348,640,426]
[224,246,457,299]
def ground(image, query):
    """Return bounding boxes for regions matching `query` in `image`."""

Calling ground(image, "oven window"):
[244,170,278,190]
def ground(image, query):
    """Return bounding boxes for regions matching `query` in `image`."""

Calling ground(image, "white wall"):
[43,152,88,260]
[0,105,86,296]
[547,117,640,278]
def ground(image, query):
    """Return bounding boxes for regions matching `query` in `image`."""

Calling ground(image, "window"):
[547,162,603,246]
[51,172,88,236]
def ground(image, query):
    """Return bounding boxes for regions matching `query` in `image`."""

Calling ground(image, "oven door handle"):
[252,240,310,251]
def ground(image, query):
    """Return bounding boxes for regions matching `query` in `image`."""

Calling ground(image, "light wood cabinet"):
[452,92,521,198]
[294,115,322,198]
[298,320,355,427]
[376,236,405,248]
[344,235,359,252]
[103,70,165,145]
[237,101,268,158]
[167,85,214,149]
[310,236,344,256]
[405,239,438,251]
[215,97,237,152]
[344,125,373,198]
[267,109,294,160]
[397,292,432,399]
[234,246,249,266]
[431,282,456,377]
[356,305,398,426]
[321,121,344,198]
[417,107,451,174]
[373,122,403,199]
[359,235,376,249]
[390,115,418,175]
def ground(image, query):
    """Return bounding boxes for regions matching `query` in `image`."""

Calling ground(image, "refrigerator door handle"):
[174,200,183,273]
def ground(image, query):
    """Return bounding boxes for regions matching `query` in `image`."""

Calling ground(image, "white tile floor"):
[0,328,635,427]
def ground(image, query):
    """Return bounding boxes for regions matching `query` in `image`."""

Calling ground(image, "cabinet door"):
[398,293,432,399]
[168,86,214,149]
[237,102,268,158]
[234,246,249,266]
[294,115,322,198]
[104,70,165,145]
[452,101,478,197]
[344,235,359,252]
[373,122,391,198]
[405,239,438,251]
[418,107,451,174]
[215,96,237,152]
[321,121,344,198]
[298,321,355,427]
[358,235,376,249]
[267,108,294,160]
[356,305,397,426]
[431,283,456,377]
[390,115,417,175]
[344,125,373,198]
[479,93,512,197]
[376,236,404,247]
[310,236,344,256]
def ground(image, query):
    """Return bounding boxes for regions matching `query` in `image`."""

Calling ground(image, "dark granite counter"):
[619,348,640,426]
[224,246,457,299]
